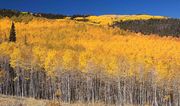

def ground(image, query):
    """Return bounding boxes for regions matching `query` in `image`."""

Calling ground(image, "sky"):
[0,0,180,18]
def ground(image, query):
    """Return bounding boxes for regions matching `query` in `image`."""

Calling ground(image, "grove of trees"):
[113,18,180,37]
[0,17,179,106]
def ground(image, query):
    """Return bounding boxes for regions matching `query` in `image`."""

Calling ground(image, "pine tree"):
[9,22,16,42]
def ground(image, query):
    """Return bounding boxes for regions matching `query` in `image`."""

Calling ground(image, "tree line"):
[113,18,180,37]
[0,9,90,21]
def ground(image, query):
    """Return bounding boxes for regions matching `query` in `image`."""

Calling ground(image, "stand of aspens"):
[0,18,179,106]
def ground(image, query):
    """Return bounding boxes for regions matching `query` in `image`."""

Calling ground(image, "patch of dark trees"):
[0,9,90,20]
[0,9,21,17]
[70,14,90,21]
[0,9,66,19]
[113,18,180,37]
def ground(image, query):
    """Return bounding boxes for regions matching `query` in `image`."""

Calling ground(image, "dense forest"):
[113,19,180,37]
[0,10,180,106]
[0,9,90,22]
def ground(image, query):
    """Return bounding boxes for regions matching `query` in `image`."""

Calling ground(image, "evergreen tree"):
[9,22,16,42]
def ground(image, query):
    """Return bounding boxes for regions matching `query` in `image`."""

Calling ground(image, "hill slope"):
[113,18,180,37]
[0,9,180,106]
[74,14,166,25]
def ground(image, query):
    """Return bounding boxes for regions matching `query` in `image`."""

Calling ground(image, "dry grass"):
[0,95,119,106]
[0,95,46,106]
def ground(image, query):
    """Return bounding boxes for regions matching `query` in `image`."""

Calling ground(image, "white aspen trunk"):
[154,84,158,106]
[118,77,122,105]
[87,75,91,103]
[21,69,24,97]
[123,79,126,106]
[67,74,71,103]
[29,70,34,98]
[108,81,111,104]
[104,81,107,104]
[130,78,133,105]
[92,77,95,104]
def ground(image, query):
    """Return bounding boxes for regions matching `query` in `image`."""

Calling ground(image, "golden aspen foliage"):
[44,50,62,77]
[86,15,166,25]
[32,46,47,69]
[62,49,78,70]
[0,17,179,82]
[10,47,21,68]
[0,42,15,57]
[79,51,91,72]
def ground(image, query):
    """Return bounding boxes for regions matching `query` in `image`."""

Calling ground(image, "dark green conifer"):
[9,22,16,42]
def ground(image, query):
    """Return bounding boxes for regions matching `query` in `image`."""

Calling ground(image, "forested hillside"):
[113,18,180,37]
[0,10,180,106]
[0,9,67,19]
[75,15,166,25]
